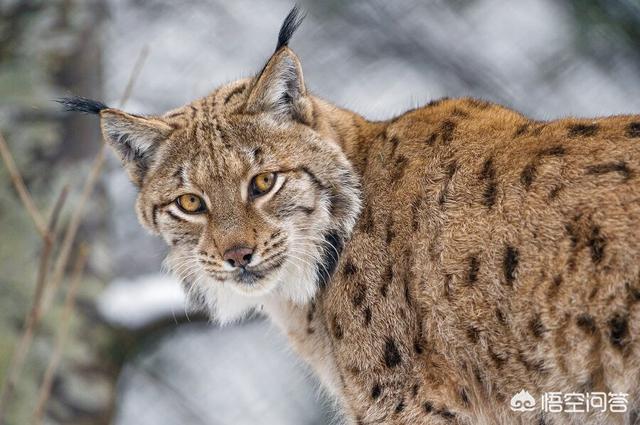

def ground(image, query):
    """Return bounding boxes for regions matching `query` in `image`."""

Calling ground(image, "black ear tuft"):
[56,96,108,114]
[275,6,305,52]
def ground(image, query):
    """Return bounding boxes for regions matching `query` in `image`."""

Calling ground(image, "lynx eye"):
[250,172,277,198]
[176,194,206,213]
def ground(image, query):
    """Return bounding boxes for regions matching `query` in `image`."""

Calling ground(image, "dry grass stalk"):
[32,245,88,424]
[0,186,68,421]
[0,133,47,237]
[0,45,150,422]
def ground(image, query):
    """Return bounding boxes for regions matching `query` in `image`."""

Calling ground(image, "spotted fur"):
[63,8,640,425]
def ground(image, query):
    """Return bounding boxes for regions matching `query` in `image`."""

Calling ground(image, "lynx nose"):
[223,246,254,268]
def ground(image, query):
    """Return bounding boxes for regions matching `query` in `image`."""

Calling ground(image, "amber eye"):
[250,172,277,198]
[176,194,206,213]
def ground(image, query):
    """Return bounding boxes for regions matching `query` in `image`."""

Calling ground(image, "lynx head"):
[59,7,361,323]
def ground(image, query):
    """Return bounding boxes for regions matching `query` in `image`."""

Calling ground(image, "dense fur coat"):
[62,8,640,425]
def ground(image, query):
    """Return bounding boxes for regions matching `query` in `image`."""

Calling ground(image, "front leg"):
[262,297,345,402]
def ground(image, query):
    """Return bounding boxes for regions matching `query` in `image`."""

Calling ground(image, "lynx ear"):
[100,109,172,186]
[244,7,312,124]
[57,97,172,186]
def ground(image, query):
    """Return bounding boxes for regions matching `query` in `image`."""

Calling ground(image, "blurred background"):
[1,0,640,424]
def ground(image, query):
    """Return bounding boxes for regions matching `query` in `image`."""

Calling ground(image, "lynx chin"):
[62,7,640,425]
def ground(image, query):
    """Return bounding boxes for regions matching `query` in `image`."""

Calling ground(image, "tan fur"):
[88,28,640,425]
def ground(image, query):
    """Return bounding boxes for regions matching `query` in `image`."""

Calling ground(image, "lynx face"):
[145,93,360,322]
[61,10,360,323]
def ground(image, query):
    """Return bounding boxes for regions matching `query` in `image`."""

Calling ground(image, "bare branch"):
[120,44,150,108]
[0,45,150,423]
[0,133,47,237]
[32,245,88,424]
[0,185,68,420]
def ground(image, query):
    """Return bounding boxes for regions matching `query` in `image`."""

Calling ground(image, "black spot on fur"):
[411,384,420,398]
[467,256,480,284]
[380,263,393,297]
[480,158,497,208]
[488,348,507,369]
[56,96,108,114]
[440,120,456,143]
[576,313,597,334]
[608,312,629,349]
[352,284,366,307]
[548,184,564,200]
[466,326,480,343]
[520,163,536,189]
[587,226,606,264]
[424,401,434,413]
[437,409,456,420]
[343,261,357,275]
[411,197,422,230]
[426,132,438,145]
[404,274,414,307]
[495,308,507,325]
[394,399,406,414]
[473,367,486,388]
[385,219,396,244]
[514,123,529,137]
[503,246,519,285]
[332,315,343,340]
[392,155,409,181]
[459,389,470,406]
[586,161,632,180]
[443,274,453,299]
[384,338,402,368]
[275,6,305,52]
[359,206,374,233]
[568,123,599,137]
[413,338,424,355]
[438,161,458,206]
[371,383,382,399]
[389,136,400,158]
[539,145,566,157]
[627,122,640,138]
[364,307,372,326]
[529,314,546,338]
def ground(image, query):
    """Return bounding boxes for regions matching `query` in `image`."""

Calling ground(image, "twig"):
[43,44,150,314]
[119,44,149,107]
[0,133,47,237]
[0,186,68,419]
[0,45,150,422]
[32,246,88,424]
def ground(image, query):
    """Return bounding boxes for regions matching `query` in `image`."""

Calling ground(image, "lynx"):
[62,8,640,425]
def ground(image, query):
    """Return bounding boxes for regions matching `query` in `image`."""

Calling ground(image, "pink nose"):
[223,246,254,268]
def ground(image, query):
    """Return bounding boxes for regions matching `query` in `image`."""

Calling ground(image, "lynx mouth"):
[226,255,287,287]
